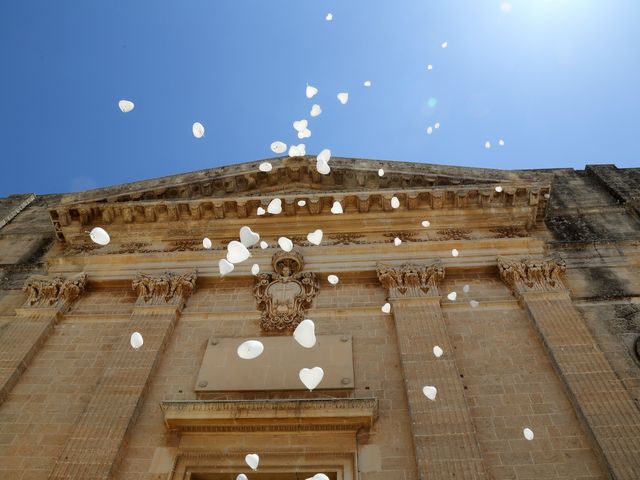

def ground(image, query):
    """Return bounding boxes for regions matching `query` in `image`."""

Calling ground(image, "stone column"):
[377,262,487,480]
[0,273,87,405]
[497,257,640,480]
[49,270,196,480]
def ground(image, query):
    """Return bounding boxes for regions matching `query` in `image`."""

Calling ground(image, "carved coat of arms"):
[254,250,319,332]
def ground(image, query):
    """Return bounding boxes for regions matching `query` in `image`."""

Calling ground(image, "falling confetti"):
[257,207,266,216]
[237,340,264,360]
[337,92,349,104]
[327,274,340,285]
[427,64,433,71]
[259,162,272,172]
[278,236,294,252]
[463,284,470,293]
[427,126,433,135]
[310,104,322,117]
[523,428,534,440]
[421,220,431,228]
[294,319,317,348]
[391,196,400,208]
[495,186,503,193]
[423,385,437,400]
[306,84,318,99]
[451,248,459,257]
[267,198,283,214]
[363,80,372,87]
[118,100,134,113]
[289,144,306,157]
[484,141,492,149]
[271,141,287,154]
[297,200,306,207]
[293,119,308,132]
[331,201,343,214]
[499,139,505,146]
[226,241,251,264]
[434,122,441,129]
[259,241,268,249]
[239,226,260,247]
[89,227,110,246]
[307,229,323,245]
[251,264,260,275]
[394,237,402,246]
[469,300,480,308]
[433,346,444,358]
[130,332,143,349]
[245,454,260,470]
[325,13,333,21]
[297,128,311,139]
[299,367,324,390]
[378,168,385,177]
[441,41,448,49]
[218,259,234,276]
[447,291,457,301]
[202,237,212,249]
[192,122,205,138]
[381,302,391,313]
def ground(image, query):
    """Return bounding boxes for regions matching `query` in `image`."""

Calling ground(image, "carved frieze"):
[437,228,472,240]
[254,250,319,332]
[22,273,87,309]
[497,257,567,295]
[132,270,197,306]
[376,261,445,298]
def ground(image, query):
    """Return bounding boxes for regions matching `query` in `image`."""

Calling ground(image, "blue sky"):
[1,1,638,196]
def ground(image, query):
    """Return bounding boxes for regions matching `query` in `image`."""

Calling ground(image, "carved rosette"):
[254,250,319,332]
[22,273,87,309]
[497,257,567,295]
[132,270,197,307]
[376,261,445,298]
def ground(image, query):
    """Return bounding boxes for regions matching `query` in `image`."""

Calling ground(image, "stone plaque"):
[195,335,354,392]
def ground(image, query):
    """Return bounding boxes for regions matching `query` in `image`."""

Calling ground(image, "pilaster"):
[377,262,487,479]
[49,270,196,480]
[498,256,640,479]
[0,273,87,405]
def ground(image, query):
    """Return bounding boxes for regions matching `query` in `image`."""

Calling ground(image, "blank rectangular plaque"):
[195,335,354,392]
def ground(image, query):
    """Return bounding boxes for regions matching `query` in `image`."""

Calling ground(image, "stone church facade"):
[0,157,639,480]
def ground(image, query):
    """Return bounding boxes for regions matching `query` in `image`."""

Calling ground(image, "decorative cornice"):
[376,261,445,298]
[160,397,378,433]
[497,257,567,295]
[132,270,197,307]
[22,272,87,310]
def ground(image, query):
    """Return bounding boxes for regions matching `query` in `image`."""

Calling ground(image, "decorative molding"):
[160,397,378,433]
[497,257,567,295]
[328,233,366,245]
[376,261,445,298]
[437,228,472,240]
[132,270,197,306]
[22,272,87,309]
[0,194,36,231]
[254,250,319,332]
[382,231,419,243]
[491,226,529,238]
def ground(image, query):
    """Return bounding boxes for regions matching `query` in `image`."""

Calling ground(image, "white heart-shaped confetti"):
[495,186,503,193]
[259,162,273,172]
[278,237,293,252]
[271,141,287,153]
[381,302,391,314]
[421,220,431,228]
[251,264,260,275]
[463,284,470,293]
[498,139,505,146]
[89,227,110,246]
[447,292,457,301]
[523,428,534,441]
[394,237,402,246]
[337,92,349,104]
[317,148,331,164]
[391,196,400,209]
[130,332,143,349]
[308,474,330,480]
[363,80,372,87]
[427,126,433,135]
[306,84,318,99]
[433,345,443,358]
[239,226,260,247]
[469,300,479,308]
[441,41,448,48]
[289,143,306,157]
[423,385,437,400]
[202,237,212,249]
[227,241,251,264]
[245,453,260,470]
[118,99,134,113]
[259,241,269,249]
[451,248,459,257]
[327,274,339,285]
[236,475,248,480]
[297,128,311,139]
[237,340,264,360]
[331,201,343,214]
[378,168,384,177]
[257,207,266,216]
[293,319,316,348]
[427,64,433,70]
[192,122,205,138]
[219,258,234,276]
[293,119,308,132]
[434,122,441,129]
[299,367,324,391]
[307,229,323,245]
[297,200,306,207]
[310,104,322,117]
[267,198,282,215]
[325,13,333,21]
[484,141,492,149]
[316,158,330,175]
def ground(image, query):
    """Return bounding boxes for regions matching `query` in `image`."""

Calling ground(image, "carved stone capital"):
[376,261,445,298]
[254,250,319,332]
[132,270,197,307]
[22,273,87,310]
[497,257,567,295]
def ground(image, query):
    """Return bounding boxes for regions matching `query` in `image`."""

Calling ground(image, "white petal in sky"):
[298,128,311,139]
[363,80,372,87]
[192,122,205,138]
[118,100,134,113]
[325,13,333,21]
[427,126,433,135]
[484,141,492,149]
[441,41,448,49]
[271,141,287,154]
[310,104,322,117]
[337,92,349,104]
[427,64,433,71]
[259,162,273,172]
[499,139,505,146]
[293,119,308,132]
[317,149,331,163]
[434,122,441,129]
[306,84,318,99]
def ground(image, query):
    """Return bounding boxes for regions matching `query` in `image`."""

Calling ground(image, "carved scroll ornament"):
[376,261,445,297]
[22,273,87,309]
[132,270,197,306]
[254,250,319,332]
[497,257,566,294]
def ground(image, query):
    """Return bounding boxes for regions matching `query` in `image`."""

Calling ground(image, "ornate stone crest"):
[23,272,87,309]
[132,270,197,307]
[254,250,319,332]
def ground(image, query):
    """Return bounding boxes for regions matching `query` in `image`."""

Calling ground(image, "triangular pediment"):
[59,156,526,207]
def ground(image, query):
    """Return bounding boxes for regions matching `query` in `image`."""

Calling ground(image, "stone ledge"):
[160,397,378,433]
